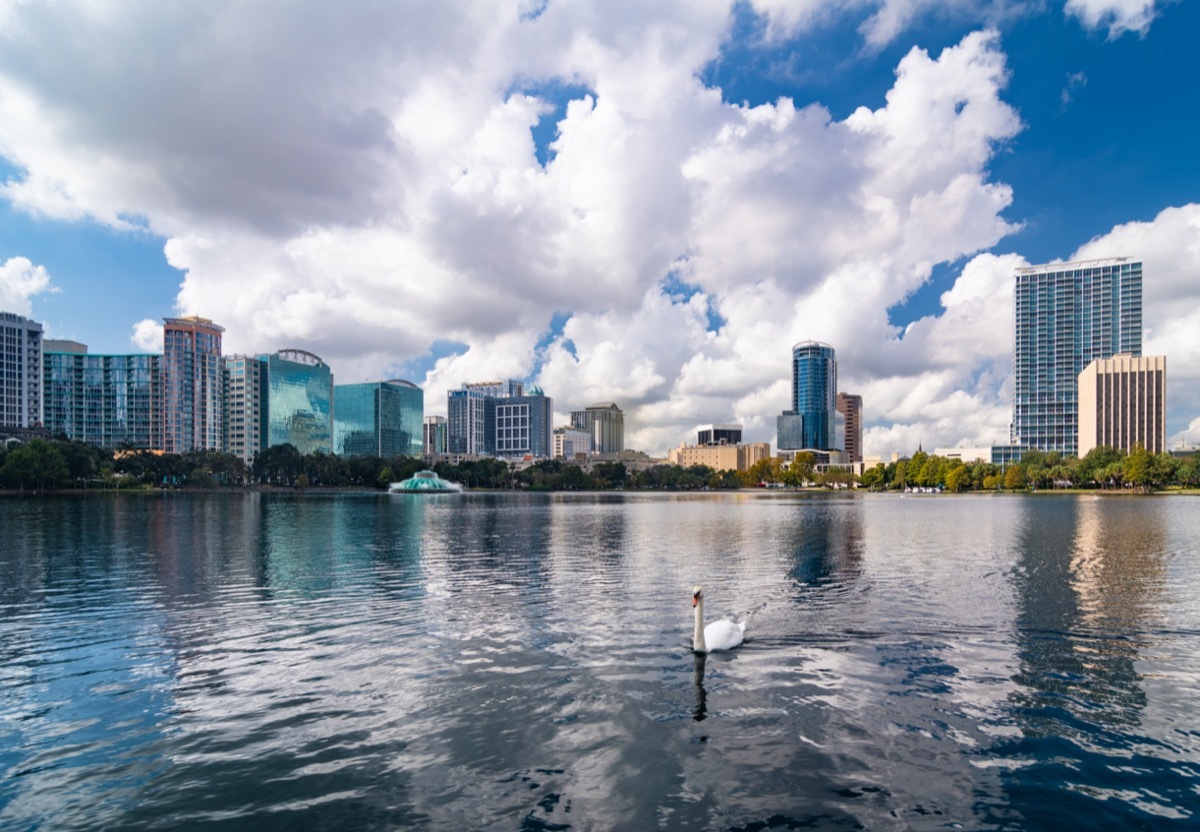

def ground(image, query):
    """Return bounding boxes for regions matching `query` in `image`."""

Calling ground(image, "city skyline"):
[2,1,1199,457]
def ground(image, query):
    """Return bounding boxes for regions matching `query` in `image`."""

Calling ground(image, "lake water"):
[3,491,1200,830]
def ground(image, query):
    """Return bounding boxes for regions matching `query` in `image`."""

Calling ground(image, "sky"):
[1,0,1198,457]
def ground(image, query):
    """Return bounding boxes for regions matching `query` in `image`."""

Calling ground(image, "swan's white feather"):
[704,618,746,652]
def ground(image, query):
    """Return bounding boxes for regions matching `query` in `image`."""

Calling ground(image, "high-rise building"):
[1012,258,1142,456]
[264,349,334,455]
[569,402,624,454]
[224,355,267,466]
[1077,354,1166,456]
[162,316,225,453]
[424,415,447,456]
[42,342,162,449]
[553,426,591,459]
[776,411,804,451]
[0,312,43,429]
[493,386,553,458]
[789,341,838,451]
[836,393,863,463]
[446,381,554,458]
[334,380,423,458]
[699,424,742,446]
[447,386,490,455]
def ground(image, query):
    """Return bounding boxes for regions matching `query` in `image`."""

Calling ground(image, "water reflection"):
[1001,496,1186,824]
[693,652,708,722]
[4,492,1200,829]
[786,498,865,588]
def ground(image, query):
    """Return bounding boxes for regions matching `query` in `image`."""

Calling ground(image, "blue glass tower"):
[791,341,838,451]
[334,380,423,458]
[1012,258,1142,456]
[264,349,333,455]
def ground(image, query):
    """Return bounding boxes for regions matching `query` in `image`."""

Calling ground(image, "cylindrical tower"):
[791,341,838,451]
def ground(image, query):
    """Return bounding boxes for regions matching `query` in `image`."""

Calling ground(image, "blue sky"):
[2,0,1198,454]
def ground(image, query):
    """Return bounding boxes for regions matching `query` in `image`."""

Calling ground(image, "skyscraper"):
[569,403,624,454]
[447,386,490,455]
[790,341,838,451]
[224,354,267,466]
[0,312,43,429]
[1012,258,1142,456]
[447,381,553,458]
[264,349,334,455]
[162,316,225,453]
[836,393,862,462]
[493,386,553,458]
[1077,354,1166,456]
[334,380,423,458]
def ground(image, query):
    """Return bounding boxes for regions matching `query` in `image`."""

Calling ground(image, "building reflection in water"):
[786,496,865,592]
[999,496,1177,821]
[1007,498,1167,731]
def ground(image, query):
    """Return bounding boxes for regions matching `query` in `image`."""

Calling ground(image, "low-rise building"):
[667,442,771,472]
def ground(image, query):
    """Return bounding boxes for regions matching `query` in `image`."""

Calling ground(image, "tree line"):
[856,446,1200,493]
[4,437,1198,493]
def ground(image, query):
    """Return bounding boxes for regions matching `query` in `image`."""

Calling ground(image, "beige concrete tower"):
[1077,354,1166,456]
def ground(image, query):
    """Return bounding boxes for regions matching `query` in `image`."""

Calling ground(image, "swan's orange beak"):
[692,596,698,607]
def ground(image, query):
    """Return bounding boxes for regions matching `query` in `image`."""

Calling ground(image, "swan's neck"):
[693,598,706,652]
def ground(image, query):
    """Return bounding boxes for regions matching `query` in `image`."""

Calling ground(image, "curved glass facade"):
[334,380,423,458]
[265,350,333,455]
[792,341,838,451]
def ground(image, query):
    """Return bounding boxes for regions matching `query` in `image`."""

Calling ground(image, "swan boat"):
[388,470,464,494]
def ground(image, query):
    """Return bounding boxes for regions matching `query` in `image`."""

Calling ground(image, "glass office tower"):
[265,349,333,455]
[791,341,838,451]
[1012,258,1142,456]
[334,380,423,458]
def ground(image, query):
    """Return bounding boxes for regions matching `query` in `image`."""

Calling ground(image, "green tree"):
[1077,445,1125,488]
[377,466,395,489]
[1,440,70,490]
[859,463,886,490]
[254,443,304,486]
[1124,443,1154,492]
[944,463,969,493]
[1003,465,1025,491]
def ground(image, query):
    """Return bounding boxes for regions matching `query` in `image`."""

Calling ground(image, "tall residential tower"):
[162,316,225,453]
[0,312,43,430]
[1012,258,1142,456]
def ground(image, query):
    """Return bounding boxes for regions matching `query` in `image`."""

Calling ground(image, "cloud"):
[1060,71,1087,107]
[131,318,164,353]
[1,2,1188,459]
[0,256,55,316]
[1064,0,1160,37]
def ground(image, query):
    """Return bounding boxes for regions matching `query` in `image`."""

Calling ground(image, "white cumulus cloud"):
[0,1,1190,458]
[130,318,164,353]
[1064,0,1160,37]
[0,256,54,316]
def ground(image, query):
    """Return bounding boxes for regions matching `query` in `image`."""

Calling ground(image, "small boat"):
[388,470,464,494]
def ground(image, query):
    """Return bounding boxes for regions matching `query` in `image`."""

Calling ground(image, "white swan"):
[692,586,746,653]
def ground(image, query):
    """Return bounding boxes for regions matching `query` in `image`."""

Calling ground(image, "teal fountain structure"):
[388,470,464,494]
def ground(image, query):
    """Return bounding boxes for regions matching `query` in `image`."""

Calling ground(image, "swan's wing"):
[704,619,745,652]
